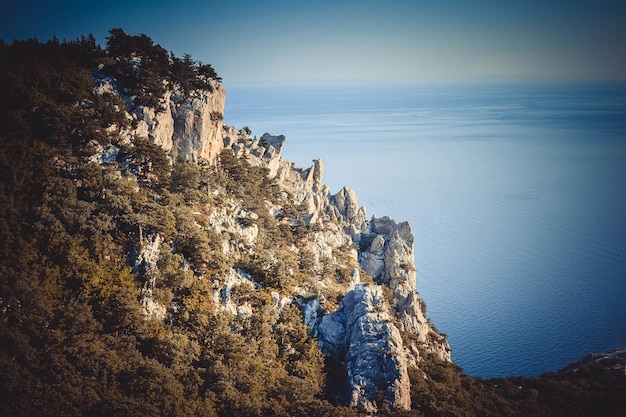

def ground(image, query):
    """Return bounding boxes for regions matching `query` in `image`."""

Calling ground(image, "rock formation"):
[303,284,412,411]
[359,217,451,362]
[219,127,452,411]
[94,72,226,162]
[95,72,450,411]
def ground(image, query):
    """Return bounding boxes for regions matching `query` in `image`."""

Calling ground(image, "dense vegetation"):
[1,31,625,417]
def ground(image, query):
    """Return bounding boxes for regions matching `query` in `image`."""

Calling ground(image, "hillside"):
[1,30,625,417]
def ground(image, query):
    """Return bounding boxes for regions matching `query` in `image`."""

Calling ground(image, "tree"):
[129,137,171,183]
[197,63,222,82]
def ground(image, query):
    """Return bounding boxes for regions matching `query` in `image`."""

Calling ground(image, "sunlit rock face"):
[132,233,167,321]
[133,81,226,162]
[217,129,451,411]
[328,186,367,237]
[223,128,332,225]
[94,72,226,162]
[359,216,451,362]
[309,284,412,412]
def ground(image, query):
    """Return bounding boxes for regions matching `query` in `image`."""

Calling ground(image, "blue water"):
[224,83,626,378]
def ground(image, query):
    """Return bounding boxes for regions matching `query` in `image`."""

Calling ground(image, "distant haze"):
[2,0,625,87]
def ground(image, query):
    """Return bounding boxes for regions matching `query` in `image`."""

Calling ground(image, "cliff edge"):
[94,52,452,409]
[215,125,451,410]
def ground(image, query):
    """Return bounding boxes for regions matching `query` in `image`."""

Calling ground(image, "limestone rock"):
[91,56,455,413]
[305,159,325,187]
[133,102,175,152]
[330,186,366,232]
[170,84,226,162]
[98,144,120,164]
[94,71,226,163]
[121,120,452,407]
[206,202,260,251]
[309,284,411,412]
[358,216,451,360]
[133,233,162,288]
[369,234,385,253]
[133,234,168,321]
[219,129,452,384]
[259,132,286,155]
[228,133,331,224]
[213,268,256,316]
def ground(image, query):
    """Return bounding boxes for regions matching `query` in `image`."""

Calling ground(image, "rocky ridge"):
[110,78,450,412]
[220,128,450,411]
[4,33,626,417]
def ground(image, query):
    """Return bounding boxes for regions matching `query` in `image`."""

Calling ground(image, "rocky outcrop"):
[329,186,367,235]
[219,129,451,411]
[299,214,450,412]
[259,132,286,155]
[360,216,451,361]
[304,284,411,412]
[205,202,260,249]
[112,124,451,412]
[132,82,226,162]
[132,233,168,320]
[222,128,332,224]
[213,268,257,317]
[94,72,226,162]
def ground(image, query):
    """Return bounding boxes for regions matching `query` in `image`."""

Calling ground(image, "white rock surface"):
[309,284,411,411]
[94,72,226,163]
[218,130,452,409]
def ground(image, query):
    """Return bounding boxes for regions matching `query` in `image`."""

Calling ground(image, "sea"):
[223,82,626,378]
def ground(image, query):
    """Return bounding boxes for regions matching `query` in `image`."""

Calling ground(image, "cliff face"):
[302,285,412,411]
[219,127,451,411]
[96,71,450,411]
[95,74,226,162]
[134,83,226,162]
[5,34,626,417]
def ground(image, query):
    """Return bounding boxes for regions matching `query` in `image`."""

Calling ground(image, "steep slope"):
[95,73,226,162]
[214,128,452,411]
[85,28,452,411]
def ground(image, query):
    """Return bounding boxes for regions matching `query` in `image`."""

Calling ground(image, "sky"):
[1,0,626,87]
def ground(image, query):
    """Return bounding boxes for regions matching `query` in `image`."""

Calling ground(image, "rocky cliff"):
[138,82,225,162]
[106,88,451,410]
[4,33,626,417]
[93,55,450,411]
[94,72,226,162]
[215,126,452,411]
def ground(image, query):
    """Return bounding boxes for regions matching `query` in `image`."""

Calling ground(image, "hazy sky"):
[2,0,625,87]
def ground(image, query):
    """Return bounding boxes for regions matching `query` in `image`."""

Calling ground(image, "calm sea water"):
[224,83,626,378]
